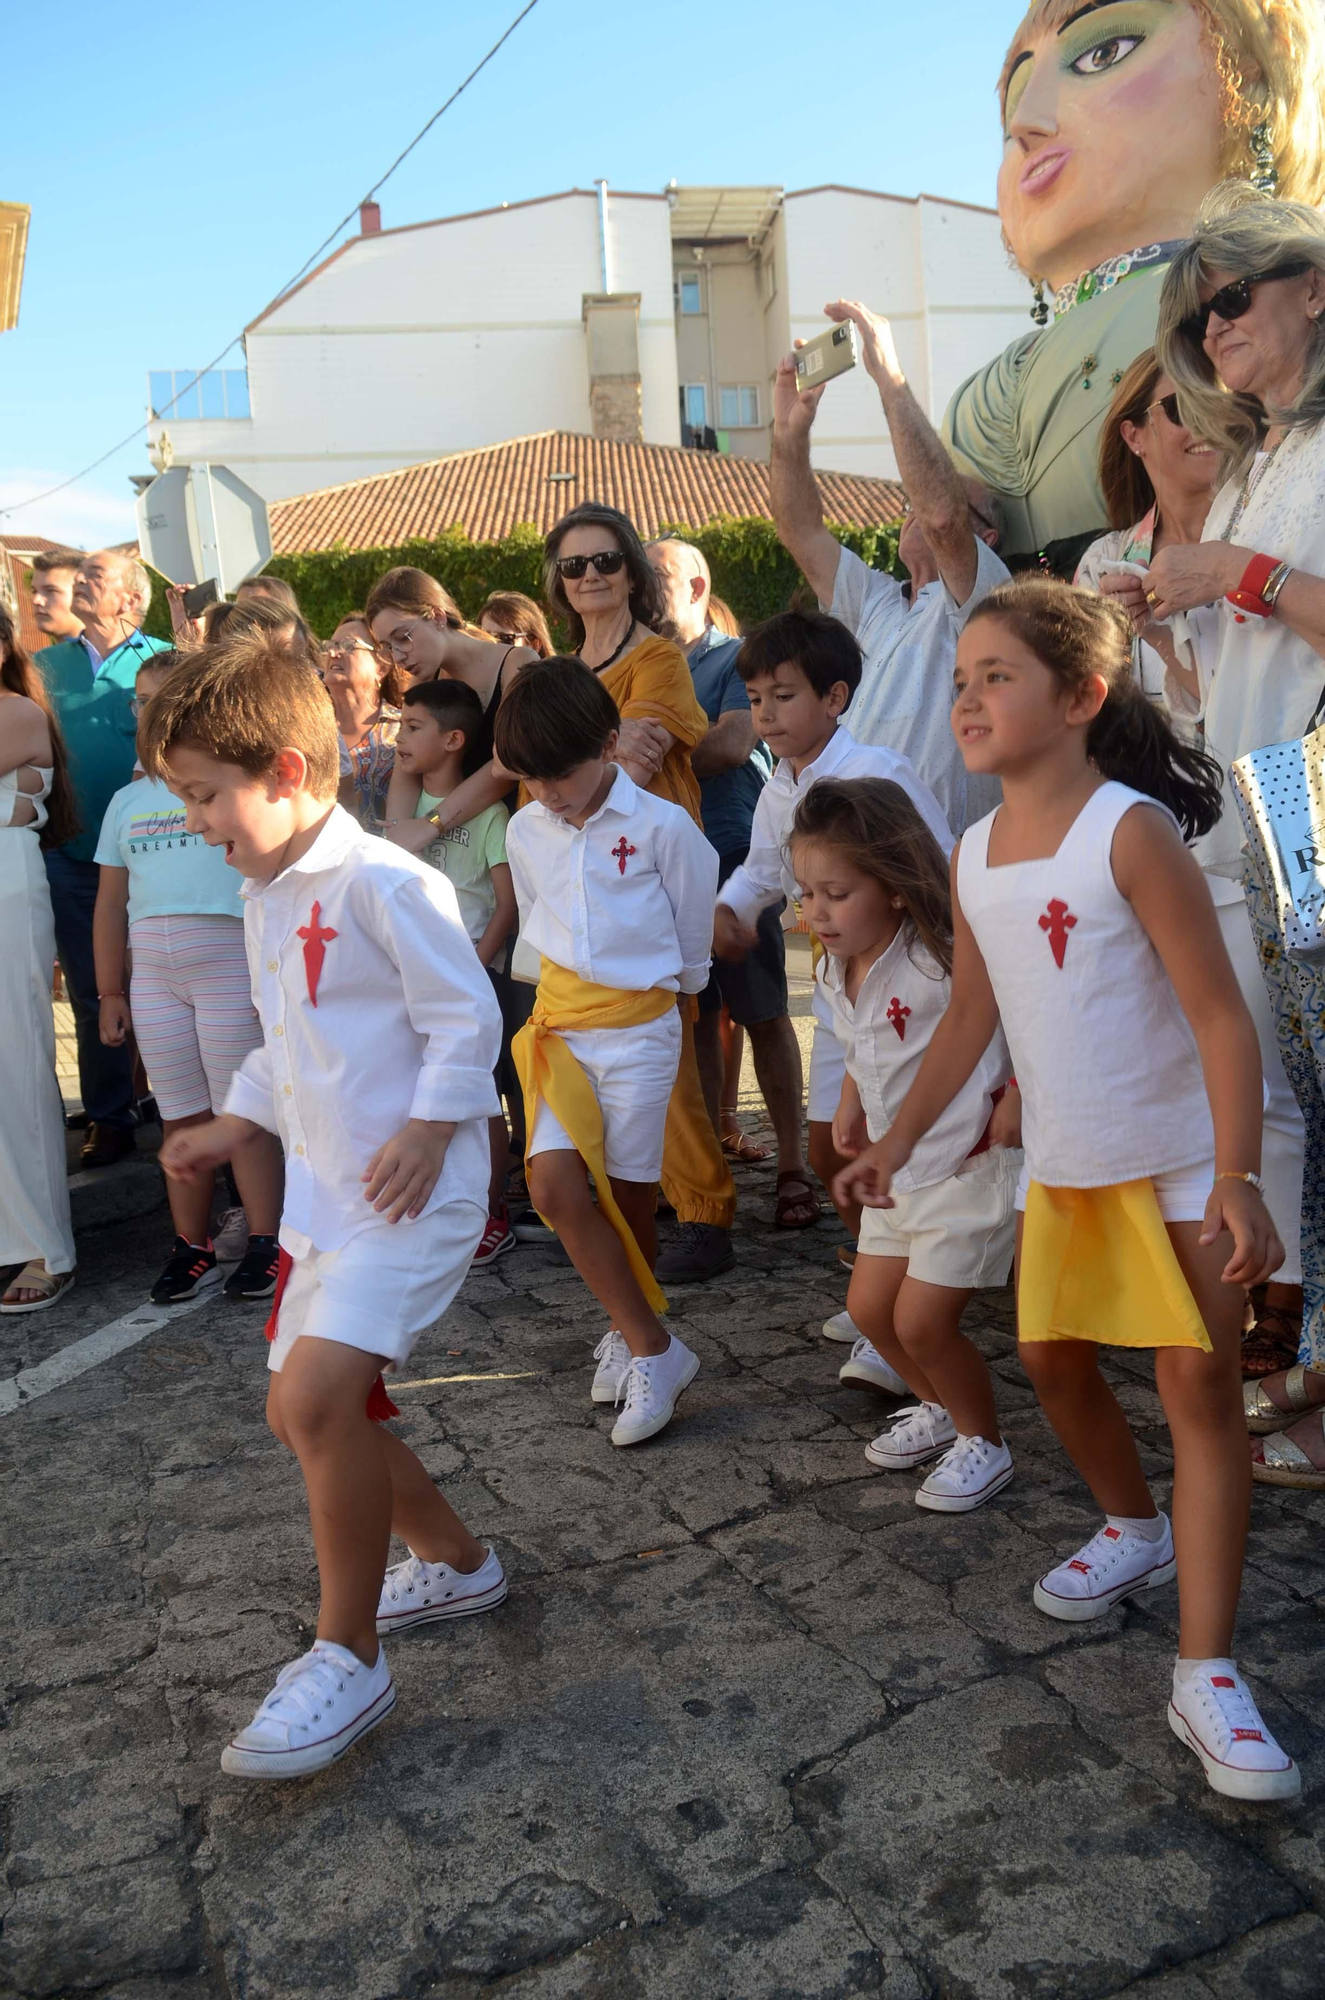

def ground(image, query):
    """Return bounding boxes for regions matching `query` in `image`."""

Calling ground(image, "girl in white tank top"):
[792,778,1019,1515]
[835,578,1298,1806]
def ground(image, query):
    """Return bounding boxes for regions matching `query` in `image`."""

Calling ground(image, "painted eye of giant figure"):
[942,0,1325,569]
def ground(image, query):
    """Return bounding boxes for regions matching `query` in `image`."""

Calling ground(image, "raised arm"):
[826,299,980,606]
[769,356,842,608]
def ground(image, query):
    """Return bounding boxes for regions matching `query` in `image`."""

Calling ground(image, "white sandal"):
[0,1263,76,1314]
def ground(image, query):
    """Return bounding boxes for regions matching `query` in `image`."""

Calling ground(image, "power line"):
[0,0,543,524]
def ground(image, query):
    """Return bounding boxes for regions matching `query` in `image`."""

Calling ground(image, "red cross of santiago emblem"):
[611,837,636,876]
[1038,897,1077,969]
[885,996,911,1040]
[297,901,338,1006]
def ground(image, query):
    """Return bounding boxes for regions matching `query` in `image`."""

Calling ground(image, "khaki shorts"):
[857,1146,1019,1289]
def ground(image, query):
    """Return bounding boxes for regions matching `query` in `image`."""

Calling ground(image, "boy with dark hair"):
[496,658,719,1446]
[714,611,954,1330]
[143,639,507,1780]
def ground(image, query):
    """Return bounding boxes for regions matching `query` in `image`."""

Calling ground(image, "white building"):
[147,183,1030,505]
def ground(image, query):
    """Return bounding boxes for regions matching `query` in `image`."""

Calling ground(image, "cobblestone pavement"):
[4,970,1322,1997]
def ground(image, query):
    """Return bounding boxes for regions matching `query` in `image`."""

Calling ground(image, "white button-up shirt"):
[817,932,1011,1192]
[717,724,954,928]
[506,767,718,994]
[224,806,501,1257]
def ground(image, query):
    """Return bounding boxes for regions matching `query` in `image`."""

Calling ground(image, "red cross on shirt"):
[1038,898,1077,969]
[296,901,338,1006]
[611,837,637,876]
[886,996,911,1040]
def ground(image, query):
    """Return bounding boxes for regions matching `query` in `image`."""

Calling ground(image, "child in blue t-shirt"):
[92,654,284,1304]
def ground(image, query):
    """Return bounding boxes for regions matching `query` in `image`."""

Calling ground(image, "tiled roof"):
[270,432,905,555]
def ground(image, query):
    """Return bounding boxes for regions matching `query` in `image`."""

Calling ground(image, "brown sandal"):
[1241,1305,1302,1379]
[774,1169,821,1229]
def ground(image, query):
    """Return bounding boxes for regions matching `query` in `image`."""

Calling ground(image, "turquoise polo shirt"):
[38,630,174,862]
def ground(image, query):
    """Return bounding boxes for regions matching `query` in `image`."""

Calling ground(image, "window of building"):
[681,383,708,430]
[677,275,702,316]
[147,368,250,420]
[719,384,760,428]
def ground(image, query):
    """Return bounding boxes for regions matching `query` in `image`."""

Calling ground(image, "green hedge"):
[145,515,904,642]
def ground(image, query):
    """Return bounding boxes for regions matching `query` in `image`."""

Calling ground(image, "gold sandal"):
[1244,1362,1321,1435]
[0,1263,76,1315]
[1252,1411,1325,1489]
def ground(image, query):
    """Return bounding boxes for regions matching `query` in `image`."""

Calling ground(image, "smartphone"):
[794,322,857,392]
[182,578,220,619]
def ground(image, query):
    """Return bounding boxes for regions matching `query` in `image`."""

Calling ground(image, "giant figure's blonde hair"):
[999,1,1325,209]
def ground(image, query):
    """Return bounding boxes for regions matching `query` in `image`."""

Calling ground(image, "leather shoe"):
[78,1122,136,1170]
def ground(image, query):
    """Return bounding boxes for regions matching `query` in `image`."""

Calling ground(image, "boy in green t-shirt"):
[393,678,518,1263]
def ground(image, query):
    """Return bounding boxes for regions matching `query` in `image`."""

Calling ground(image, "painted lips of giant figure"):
[998,0,1225,290]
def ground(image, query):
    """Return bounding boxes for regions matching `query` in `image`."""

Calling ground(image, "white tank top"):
[956,782,1213,1187]
[0,765,51,832]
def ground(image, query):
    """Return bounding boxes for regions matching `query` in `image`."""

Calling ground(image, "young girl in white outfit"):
[838,578,1298,1803]
[791,778,1019,1511]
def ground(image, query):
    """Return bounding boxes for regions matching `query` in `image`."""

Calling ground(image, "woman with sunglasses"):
[1075,348,1219,730]
[540,503,737,1284]
[479,591,553,659]
[1148,186,1325,1474]
[322,614,405,832]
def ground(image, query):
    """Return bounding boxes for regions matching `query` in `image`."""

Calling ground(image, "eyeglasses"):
[483,629,522,646]
[129,697,143,717]
[553,549,626,580]
[375,615,430,660]
[323,639,375,660]
[1146,392,1183,427]
[1180,262,1311,344]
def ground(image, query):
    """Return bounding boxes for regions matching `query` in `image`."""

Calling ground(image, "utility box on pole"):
[135,463,272,593]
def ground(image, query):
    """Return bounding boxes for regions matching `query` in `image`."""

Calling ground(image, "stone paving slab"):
[1,1132,1322,1998]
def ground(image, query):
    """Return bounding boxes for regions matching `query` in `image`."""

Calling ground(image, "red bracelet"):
[1226,552,1279,618]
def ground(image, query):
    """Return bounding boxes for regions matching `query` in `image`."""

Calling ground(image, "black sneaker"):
[151,1237,222,1304]
[225,1235,281,1301]
[654,1221,736,1284]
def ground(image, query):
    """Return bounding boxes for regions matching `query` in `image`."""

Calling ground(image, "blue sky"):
[1,0,1019,547]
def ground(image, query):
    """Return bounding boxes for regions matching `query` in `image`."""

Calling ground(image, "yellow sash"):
[1018,1179,1211,1352]
[513,958,675,1314]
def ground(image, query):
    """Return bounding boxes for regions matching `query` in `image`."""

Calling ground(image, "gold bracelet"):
[1215,1169,1266,1195]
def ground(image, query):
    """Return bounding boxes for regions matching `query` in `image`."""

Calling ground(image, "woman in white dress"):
[0,605,78,1310]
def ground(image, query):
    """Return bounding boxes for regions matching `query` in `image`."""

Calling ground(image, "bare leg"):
[268,1342,393,1666]
[160,1111,215,1243]
[719,1012,745,1129]
[1156,1220,1251,1661]
[809,1120,861,1239]
[893,1277,999,1442]
[376,1430,488,1571]
[609,1176,658,1273]
[1019,1337,1155,1516]
[528,1151,668,1358]
[748,1016,808,1177]
[486,1114,510,1213]
[845,1253,936,1401]
[694,1011,724,1130]
[227,1127,283,1236]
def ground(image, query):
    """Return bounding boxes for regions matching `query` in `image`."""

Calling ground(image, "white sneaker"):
[822,1310,860,1345]
[838,1336,909,1396]
[220,1641,394,1779]
[376,1545,507,1635]
[1033,1516,1176,1623]
[1168,1663,1300,1802]
[591,1330,631,1404]
[610,1335,700,1447]
[212,1206,249,1263]
[916,1434,1014,1513]
[864,1402,956,1471]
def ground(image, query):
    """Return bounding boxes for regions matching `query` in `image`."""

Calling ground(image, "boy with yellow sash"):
[496,660,719,1446]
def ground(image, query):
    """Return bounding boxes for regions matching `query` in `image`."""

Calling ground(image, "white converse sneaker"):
[1168,1663,1300,1802]
[864,1401,956,1471]
[1033,1516,1176,1622]
[376,1545,507,1635]
[591,1330,631,1404]
[838,1336,909,1395]
[916,1434,1014,1513]
[610,1335,700,1447]
[822,1310,860,1344]
[220,1641,395,1779]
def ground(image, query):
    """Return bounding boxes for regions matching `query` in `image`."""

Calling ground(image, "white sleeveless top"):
[956,782,1213,1187]
[0,765,51,832]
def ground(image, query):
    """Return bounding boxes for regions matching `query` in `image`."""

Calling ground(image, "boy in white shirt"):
[495,659,718,1447]
[141,640,507,1781]
[712,610,953,1263]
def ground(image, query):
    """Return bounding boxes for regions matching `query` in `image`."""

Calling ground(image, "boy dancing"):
[144,640,507,1779]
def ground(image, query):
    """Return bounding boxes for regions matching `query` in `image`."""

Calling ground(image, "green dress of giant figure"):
[943,0,1325,565]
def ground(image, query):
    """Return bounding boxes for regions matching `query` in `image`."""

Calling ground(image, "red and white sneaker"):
[864,1402,956,1471]
[376,1545,507,1635]
[221,1641,394,1779]
[1033,1517,1176,1622]
[472,1207,517,1267]
[1169,1663,1300,1802]
[916,1434,1013,1513]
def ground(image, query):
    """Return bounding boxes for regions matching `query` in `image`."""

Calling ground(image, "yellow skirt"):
[512,958,675,1315]
[1018,1178,1211,1352]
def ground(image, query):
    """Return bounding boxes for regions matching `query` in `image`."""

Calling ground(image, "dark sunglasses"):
[1180,261,1311,344]
[554,549,626,580]
[1146,392,1182,427]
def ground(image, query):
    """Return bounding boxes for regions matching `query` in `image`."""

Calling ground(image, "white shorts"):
[267,1199,486,1374]
[1014,1157,1217,1225]
[528,1011,683,1184]
[858,1146,1019,1289]
[807,1016,847,1124]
